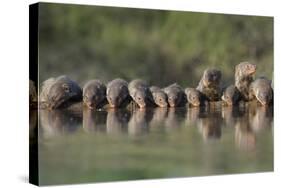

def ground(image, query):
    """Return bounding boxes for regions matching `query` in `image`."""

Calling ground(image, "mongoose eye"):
[62,84,70,92]
[137,97,141,101]
[159,98,162,101]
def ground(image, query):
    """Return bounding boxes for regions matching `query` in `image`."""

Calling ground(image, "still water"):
[30,104,273,185]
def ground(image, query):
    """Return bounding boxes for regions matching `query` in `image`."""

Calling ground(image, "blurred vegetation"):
[38,3,273,87]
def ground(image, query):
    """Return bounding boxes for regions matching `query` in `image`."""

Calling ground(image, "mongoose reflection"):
[250,106,273,133]
[128,108,151,137]
[39,110,82,137]
[197,107,223,140]
[235,117,256,151]
[83,109,107,133]
[106,109,130,134]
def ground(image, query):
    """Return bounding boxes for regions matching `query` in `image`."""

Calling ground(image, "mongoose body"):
[185,88,202,107]
[128,79,154,108]
[150,86,168,108]
[196,68,222,101]
[235,62,256,101]
[83,80,107,109]
[164,83,186,107]
[249,77,273,106]
[106,78,130,108]
[221,85,241,106]
[39,75,82,109]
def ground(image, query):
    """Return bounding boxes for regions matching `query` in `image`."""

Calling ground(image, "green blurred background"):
[38,3,273,87]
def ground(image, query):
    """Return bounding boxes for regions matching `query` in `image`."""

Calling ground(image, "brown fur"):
[235,62,256,101]
[164,83,186,107]
[39,75,82,109]
[249,77,273,106]
[128,79,154,108]
[83,80,107,109]
[150,86,168,108]
[106,78,130,108]
[221,85,241,106]
[185,88,202,107]
[196,68,222,101]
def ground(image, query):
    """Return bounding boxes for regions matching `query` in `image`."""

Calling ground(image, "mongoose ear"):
[235,64,241,77]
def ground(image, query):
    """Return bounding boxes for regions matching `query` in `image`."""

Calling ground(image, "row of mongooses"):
[31,62,273,110]
[222,62,273,106]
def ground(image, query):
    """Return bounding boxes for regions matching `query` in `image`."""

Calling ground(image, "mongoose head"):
[106,81,129,108]
[48,81,74,109]
[185,88,201,107]
[202,69,222,87]
[255,87,273,106]
[83,80,106,109]
[235,62,257,79]
[164,84,184,107]
[221,85,240,106]
[153,91,168,108]
[252,78,273,106]
[132,89,148,108]
[166,90,181,107]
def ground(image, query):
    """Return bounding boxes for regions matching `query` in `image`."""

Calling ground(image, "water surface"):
[30,105,273,185]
